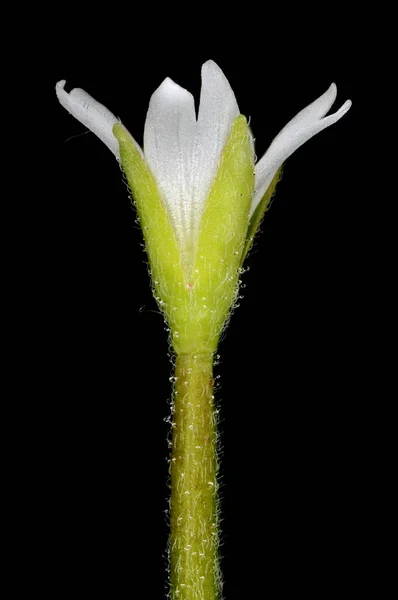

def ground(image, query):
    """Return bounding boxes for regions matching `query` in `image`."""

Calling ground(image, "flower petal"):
[143,62,241,255]
[251,85,352,217]
[55,81,120,158]
[144,77,196,248]
[281,83,338,133]
[193,61,240,228]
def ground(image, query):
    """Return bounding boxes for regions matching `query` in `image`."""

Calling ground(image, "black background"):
[23,10,377,598]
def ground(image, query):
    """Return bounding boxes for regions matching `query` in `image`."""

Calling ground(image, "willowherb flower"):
[56,60,351,600]
[56,60,351,354]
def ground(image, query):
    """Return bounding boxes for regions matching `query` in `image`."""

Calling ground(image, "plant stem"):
[170,353,220,600]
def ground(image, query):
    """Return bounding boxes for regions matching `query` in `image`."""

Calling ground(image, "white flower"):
[56,60,351,246]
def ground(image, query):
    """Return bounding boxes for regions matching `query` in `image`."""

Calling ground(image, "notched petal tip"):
[322,85,352,121]
[55,79,120,159]
[285,82,338,131]
[322,97,352,126]
[251,84,352,218]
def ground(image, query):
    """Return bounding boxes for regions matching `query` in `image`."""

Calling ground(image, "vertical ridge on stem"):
[169,353,220,600]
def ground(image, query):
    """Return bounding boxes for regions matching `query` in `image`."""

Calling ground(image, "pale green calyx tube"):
[55,59,351,600]
[114,115,254,355]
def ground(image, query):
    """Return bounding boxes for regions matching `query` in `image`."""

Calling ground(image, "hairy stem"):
[169,353,220,600]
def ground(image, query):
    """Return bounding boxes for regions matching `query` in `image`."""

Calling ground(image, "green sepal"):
[182,115,255,353]
[114,117,254,355]
[113,123,185,322]
[241,165,283,264]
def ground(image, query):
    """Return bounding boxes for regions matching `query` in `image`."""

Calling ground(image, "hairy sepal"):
[114,123,185,328]
[241,166,283,263]
[114,117,254,355]
[183,116,254,353]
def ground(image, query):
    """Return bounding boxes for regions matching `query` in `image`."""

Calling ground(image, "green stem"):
[170,353,220,600]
